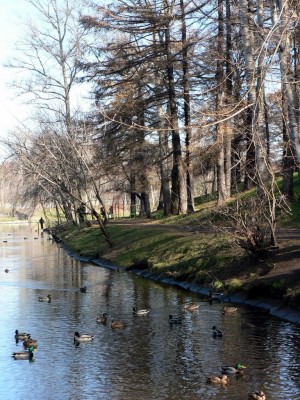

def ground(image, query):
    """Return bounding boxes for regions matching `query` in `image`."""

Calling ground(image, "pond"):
[0,223,300,399]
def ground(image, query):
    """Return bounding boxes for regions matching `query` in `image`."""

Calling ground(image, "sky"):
[0,1,31,142]
[0,0,92,152]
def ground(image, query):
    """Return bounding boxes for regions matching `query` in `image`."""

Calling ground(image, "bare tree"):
[7,0,89,132]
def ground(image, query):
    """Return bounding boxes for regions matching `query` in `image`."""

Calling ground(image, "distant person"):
[100,206,106,219]
[39,217,45,230]
[109,206,113,219]
[77,203,86,223]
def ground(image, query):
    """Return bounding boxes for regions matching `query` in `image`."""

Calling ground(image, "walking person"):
[39,217,45,230]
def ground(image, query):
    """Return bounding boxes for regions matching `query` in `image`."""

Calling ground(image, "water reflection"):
[0,223,300,399]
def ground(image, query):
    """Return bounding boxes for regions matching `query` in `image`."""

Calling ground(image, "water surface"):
[0,223,300,399]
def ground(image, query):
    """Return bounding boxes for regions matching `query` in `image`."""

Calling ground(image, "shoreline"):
[62,243,300,326]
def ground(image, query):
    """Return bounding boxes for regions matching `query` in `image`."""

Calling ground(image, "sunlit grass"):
[50,173,300,298]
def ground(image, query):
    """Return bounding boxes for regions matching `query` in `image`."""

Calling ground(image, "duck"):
[111,320,126,329]
[242,322,255,329]
[221,363,246,374]
[206,374,228,384]
[23,338,38,348]
[169,315,182,325]
[248,390,266,400]
[96,313,108,324]
[222,306,237,314]
[209,291,224,301]
[133,307,150,316]
[184,303,199,311]
[79,286,87,293]
[38,294,51,302]
[12,347,34,360]
[15,330,31,341]
[212,326,223,337]
[74,332,94,342]
[5,268,9,273]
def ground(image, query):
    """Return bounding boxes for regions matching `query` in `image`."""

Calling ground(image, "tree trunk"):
[165,19,186,214]
[282,90,294,197]
[239,0,256,190]
[272,1,300,179]
[224,0,233,196]
[180,0,194,214]
[216,0,227,204]
[256,0,270,196]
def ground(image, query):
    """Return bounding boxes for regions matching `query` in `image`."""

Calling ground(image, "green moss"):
[227,278,242,293]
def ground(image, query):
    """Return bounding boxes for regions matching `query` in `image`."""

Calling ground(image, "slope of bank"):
[53,217,300,320]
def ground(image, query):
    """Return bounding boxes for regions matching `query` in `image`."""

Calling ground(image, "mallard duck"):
[169,315,182,325]
[111,320,126,329]
[222,306,237,314]
[96,313,108,324]
[38,294,51,302]
[23,338,38,348]
[12,347,34,360]
[4,268,9,272]
[206,374,228,384]
[184,303,199,311]
[212,326,223,337]
[74,332,94,342]
[221,363,246,374]
[133,307,150,316]
[12,351,34,360]
[15,330,31,341]
[248,390,266,400]
[80,286,87,293]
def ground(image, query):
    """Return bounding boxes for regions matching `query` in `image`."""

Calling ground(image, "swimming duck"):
[96,313,108,324]
[212,326,223,337]
[206,374,228,384]
[169,315,182,325]
[184,303,199,311]
[209,291,224,301]
[242,322,255,329]
[38,294,51,302]
[80,286,87,293]
[74,332,94,342]
[222,306,237,314]
[133,307,150,316]
[111,320,126,329]
[221,363,246,374]
[15,330,31,341]
[23,338,38,348]
[5,268,9,273]
[248,390,266,400]
[12,347,34,360]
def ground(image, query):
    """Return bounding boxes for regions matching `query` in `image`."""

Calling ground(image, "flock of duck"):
[11,288,266,400]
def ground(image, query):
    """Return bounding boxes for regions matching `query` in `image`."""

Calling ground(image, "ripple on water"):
[1,225,300,399]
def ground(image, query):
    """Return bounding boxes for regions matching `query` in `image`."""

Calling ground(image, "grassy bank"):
[54,217,292,301]
[57,222,242,284]
[53,183,300,309]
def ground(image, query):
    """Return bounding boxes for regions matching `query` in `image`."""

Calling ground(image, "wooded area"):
[1,0,299,250]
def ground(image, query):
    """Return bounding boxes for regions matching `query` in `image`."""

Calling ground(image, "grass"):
[32,173,300,305]
[57,220,242,288]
